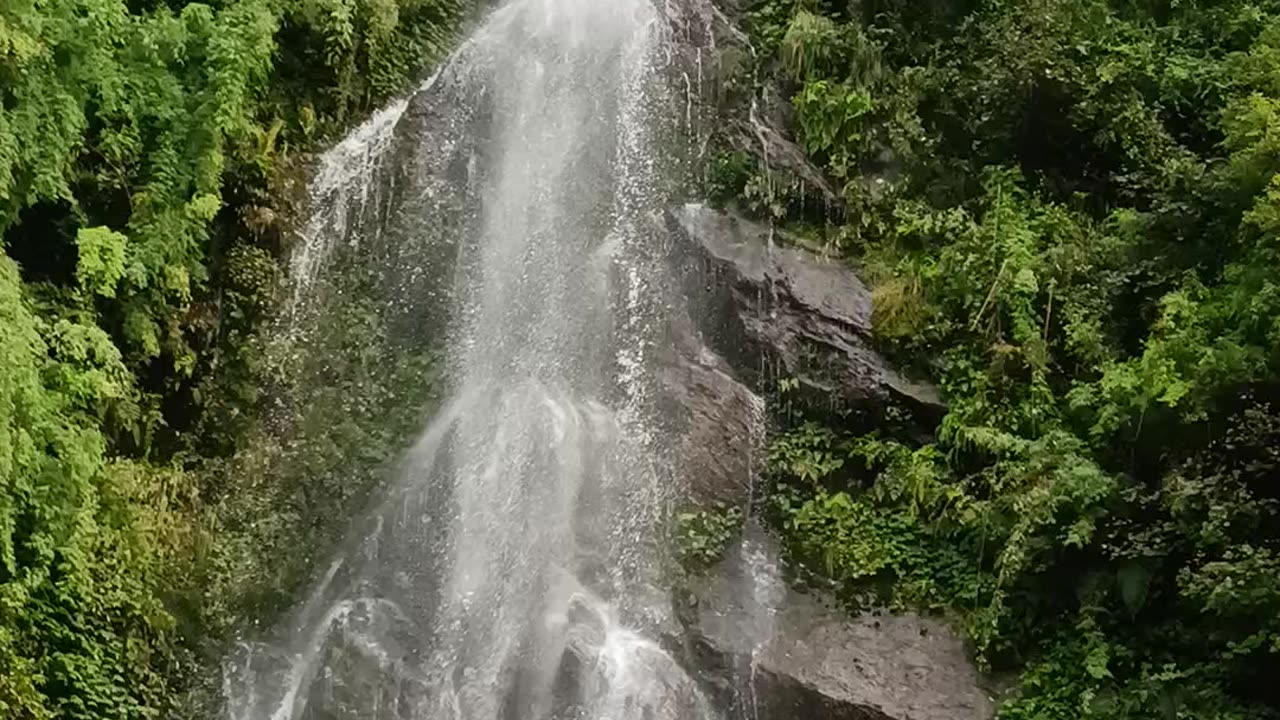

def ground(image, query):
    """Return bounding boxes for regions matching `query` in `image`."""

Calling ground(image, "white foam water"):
[224,0,714,718]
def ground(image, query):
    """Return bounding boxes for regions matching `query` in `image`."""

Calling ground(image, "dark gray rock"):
[678,524,995,720]
[666,202,943,422]
[659,314,764,508]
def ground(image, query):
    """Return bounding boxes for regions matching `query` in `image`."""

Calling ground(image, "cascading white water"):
[286,95,409,307]
[225,0,715,718]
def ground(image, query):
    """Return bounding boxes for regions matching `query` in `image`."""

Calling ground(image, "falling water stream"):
[225,0,717,718]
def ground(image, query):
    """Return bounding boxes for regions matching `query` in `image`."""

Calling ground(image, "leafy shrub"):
[675,504,745,572]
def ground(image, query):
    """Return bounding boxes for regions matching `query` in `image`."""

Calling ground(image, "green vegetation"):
[0,0,464,716]
[738,0,1280,716]
[675,503,744,572]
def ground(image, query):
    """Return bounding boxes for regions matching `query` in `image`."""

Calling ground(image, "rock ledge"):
[677,525,995,720]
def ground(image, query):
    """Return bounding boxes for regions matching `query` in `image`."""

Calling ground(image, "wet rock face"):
[373,69,483,341]
[665,202,943,424]
[677,525,996,720]
[658,313,764,507]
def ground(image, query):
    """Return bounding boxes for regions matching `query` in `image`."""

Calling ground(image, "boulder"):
[677,524,996,720]
[666,202,943,423]
[658,313,765,508]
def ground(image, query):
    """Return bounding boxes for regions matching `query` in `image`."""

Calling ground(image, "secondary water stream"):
[224,0,715,717]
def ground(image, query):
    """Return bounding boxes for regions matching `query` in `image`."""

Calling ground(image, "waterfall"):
[224,0,714,718]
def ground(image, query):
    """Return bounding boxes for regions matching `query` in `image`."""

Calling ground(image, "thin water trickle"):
[731,525,785,720]
[225,0,714,718]
[286,95,409,309]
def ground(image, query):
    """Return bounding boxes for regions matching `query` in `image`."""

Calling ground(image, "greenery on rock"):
[0,0,464,716]
[737,0,1280,716]
[675,503,744,572]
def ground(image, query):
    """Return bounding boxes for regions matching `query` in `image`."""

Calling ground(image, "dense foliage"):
[734,0,1280,716]
[0,0,463,716]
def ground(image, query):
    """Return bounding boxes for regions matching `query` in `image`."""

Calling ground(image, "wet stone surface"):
[675,524,996,720]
